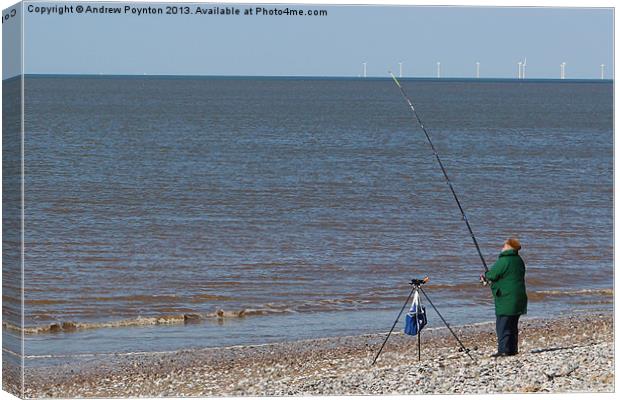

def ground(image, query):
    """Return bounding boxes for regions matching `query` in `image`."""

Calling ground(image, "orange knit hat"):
[505,237,522,251]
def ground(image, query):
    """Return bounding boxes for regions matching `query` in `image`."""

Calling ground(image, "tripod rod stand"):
[372,277,428,365]
[371,276,474,365]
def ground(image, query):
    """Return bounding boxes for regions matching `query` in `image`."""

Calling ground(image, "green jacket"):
[484,249,527,316]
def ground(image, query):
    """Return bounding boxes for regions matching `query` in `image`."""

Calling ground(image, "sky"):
[1,1,615,79]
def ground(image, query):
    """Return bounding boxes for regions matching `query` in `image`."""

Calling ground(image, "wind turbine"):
[522,58,527,79]
[398,62,403,78]
[476,62,480,78]
[363,62,367,78]
[560,62,566,79]
[437,62,441,78]
[600,64,605,80]
[517,61,522,79]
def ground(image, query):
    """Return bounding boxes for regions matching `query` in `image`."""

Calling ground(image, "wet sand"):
[7,312,614,397]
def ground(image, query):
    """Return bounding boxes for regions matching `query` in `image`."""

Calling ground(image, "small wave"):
[525,276,558,287]
[421,282,481,291]
[3,315,185,334]
[75,294,181,303]
[528,288,613,301]
[4,294,382,335]
[24,298,72,305]
[1,306,296,335]
[186,294,239,303]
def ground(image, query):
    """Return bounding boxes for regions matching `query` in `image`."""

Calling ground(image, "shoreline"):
[3,286,613,336]
[6,311,614,397]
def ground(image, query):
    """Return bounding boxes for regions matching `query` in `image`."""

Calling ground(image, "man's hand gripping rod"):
[388,71,489,285]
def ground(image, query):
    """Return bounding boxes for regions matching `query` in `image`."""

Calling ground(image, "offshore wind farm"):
[357,59,608,80]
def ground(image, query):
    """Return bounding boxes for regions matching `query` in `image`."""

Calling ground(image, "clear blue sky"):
[3,2,614,79]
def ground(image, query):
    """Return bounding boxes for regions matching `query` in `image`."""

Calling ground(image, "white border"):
[0,2,616,400]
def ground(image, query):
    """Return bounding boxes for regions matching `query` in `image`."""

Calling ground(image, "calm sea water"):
[3,76,613,363]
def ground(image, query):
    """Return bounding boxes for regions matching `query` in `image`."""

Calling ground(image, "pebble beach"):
[6,311,613,398]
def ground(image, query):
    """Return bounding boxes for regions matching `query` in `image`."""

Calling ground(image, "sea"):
[2,76,613,367]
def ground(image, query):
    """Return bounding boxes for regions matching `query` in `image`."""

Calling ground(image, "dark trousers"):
[496,315,520,354]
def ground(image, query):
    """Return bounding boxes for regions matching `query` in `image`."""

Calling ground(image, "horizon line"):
[3,73,613,83]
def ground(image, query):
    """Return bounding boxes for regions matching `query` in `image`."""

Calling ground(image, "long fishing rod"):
[388,72,489,274]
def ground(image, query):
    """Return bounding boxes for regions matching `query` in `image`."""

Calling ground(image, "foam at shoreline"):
[4,286,612,335]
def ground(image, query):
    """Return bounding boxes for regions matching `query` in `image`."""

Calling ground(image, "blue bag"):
[404,291,427,336]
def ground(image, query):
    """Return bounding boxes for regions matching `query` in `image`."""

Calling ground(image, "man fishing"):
[387,73,528,358]
[481,237,528,357]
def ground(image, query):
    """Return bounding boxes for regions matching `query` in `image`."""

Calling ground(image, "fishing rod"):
[388,72,489,275]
